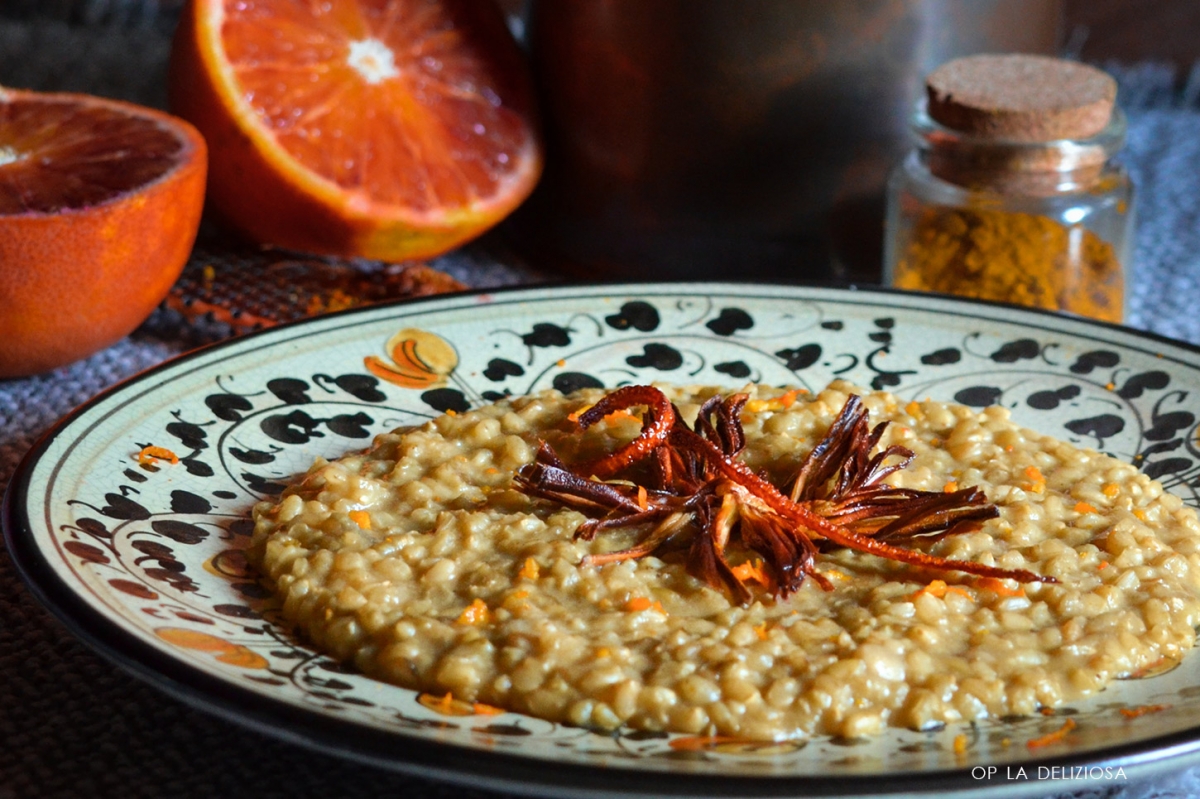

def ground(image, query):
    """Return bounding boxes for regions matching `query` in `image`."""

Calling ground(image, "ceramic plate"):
[8,283,1200,798]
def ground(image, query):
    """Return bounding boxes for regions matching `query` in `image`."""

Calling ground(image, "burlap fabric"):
[4,13,1200,798]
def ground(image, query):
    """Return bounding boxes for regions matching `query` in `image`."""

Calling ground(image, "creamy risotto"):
[249,381,1200,739]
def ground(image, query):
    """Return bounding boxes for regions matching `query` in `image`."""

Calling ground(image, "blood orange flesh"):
[0,90,206,378]
[0,98,190,213]
[170,0,542,261]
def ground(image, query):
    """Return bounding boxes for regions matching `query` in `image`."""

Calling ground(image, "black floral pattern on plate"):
[22,285,1200,783]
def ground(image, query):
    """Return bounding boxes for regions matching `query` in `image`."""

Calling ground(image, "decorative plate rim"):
[7,280,1200,799]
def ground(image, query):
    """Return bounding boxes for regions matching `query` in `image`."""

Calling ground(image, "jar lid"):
[926,54,1116,142]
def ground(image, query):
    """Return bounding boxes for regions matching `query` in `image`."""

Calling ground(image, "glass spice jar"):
[884,54,1135,323]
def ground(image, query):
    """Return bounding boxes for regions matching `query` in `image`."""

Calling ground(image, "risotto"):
[249,381,1200,740]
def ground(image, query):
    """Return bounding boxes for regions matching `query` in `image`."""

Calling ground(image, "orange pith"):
[170,0,542,261]
[0,90,206,379]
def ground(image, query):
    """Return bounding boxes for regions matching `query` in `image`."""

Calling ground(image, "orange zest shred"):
[518,558,540,580]
[1129,656,1171,679]
[1026,718,1076,749]
[1103,483,1120,498]
[822,569,851,582]
[730,559,774,589]
[456,598,490,626]
[911,579,946,599]
[910,579,973,601]
[1023,466,1046,493]
[1120,704,1170,719]
[974,576,1026,597]
[626,596,666,614]
[473,702,505,716]
[943,480,959,493]
[745,390,804,414]
[1133,508,1147,521]
[510,589,529,600]
[1098,560,1110,570]
[556,359,566,367]
[626,596,651,611]
[668,735,742,751]
[753,621,770,641]
[1074,502,1097,514]
[567,404,594,424]
[136,445,179,466]
[905,400,923,418]
[637,485,649,510]
[348,510,371,529]
[953,733,968,755]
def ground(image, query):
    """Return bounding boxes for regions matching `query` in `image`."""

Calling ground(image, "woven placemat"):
[164,236,465,335]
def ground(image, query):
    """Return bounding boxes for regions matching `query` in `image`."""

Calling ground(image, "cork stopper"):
[926,54,1117,142]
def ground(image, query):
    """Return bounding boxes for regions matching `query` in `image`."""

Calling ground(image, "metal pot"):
[513,0,1062,281]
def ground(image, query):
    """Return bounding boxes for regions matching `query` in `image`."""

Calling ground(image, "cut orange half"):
[169,0,542,261]
[0,89,206,378]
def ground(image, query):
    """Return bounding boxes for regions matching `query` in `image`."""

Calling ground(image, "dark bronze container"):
[514,0,1062,281]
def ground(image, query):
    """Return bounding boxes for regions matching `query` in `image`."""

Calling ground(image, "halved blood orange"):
[168,0,542,261]
[0,89,206,378]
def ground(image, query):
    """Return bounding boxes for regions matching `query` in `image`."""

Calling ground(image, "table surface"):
[4,25,1200,797]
